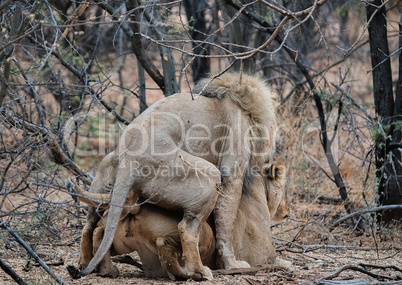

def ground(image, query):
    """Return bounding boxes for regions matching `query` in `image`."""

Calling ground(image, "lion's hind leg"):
[178,213,214,281]
[144,150,219,280]
[79,207,100,270]
[92,225,119,278]
[176,151,220,280]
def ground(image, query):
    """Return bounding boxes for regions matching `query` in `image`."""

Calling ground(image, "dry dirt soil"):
[2,200,402,285]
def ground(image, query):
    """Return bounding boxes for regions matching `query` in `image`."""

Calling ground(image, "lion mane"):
[195,72,277,165]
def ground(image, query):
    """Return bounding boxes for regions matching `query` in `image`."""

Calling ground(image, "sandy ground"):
[1,204,401,285]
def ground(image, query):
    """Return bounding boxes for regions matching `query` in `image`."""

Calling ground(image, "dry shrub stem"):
[0,111,94,185]
[0,222,67,285]
[213,264,275,276]
[322,263,402,281]
[331,205,402,229]
[0,257,29,285]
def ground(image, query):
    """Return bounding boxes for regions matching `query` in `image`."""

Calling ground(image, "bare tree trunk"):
[367,1,402,222]
[0,2,22,107]
[143,8,179,96]
[137,61,148,113]
[395,15,402,148]
[394,14,402,130]
[0,61,10,107]
[220,0,256,73]
[123,0,166,93]
[183,0,211,82]
[367,2,394,118]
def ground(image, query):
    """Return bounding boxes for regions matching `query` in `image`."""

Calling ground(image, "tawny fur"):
[231,162,288,265]
[264,162,289,222]
[76,162,290,279]
[195,72,277,164]
[78,72,278,278]
[92,204,216,280]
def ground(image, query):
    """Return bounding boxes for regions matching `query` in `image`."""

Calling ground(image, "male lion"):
[78,72,277,280]
[72,162,288,280]
[72,183,216,280]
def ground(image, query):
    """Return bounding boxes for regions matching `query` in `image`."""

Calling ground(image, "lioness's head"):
[261,161,289,222]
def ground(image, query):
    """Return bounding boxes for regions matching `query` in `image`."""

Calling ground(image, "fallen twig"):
[317,196,343,205]
[275,238,402,252]
[213,264,275,276]
[0,222,67,285]
[357,263,402,274]
[276,243,401,253]
[32,259,64,267]
[332,205,402,229]
[316,278,402,285]
[0,257,29,285]
[322,263,402,281]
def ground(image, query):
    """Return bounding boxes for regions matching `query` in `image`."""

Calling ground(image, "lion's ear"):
[265,162,285,180]
[265,164,275,179]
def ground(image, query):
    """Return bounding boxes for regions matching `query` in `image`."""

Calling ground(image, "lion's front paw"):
[78,258,89,270]
[219,256,251,270]
[193,266,213,281]
[274,257,293,272]
[99,264,119,278]
[231,260,251,269]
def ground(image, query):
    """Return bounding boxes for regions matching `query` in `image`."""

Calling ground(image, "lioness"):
[72,162,288,280]
[78,73,277,279]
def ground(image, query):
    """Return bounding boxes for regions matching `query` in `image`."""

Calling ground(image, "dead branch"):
[138,0,328,67]
[303,150,336,183]
[96,0,166,93]
[0,257,29,285]
[32,259,64,267]
[213,264,275,276]
[12,58,45,126]
[26,35,132,126]
[357,263,402,274]
[0,111,93,185]
[276,239,402,253]
[317,279,402,285]
[332,84,375,122]
[62,0,90,38]
[0,222,67,285]
[0,60,10,107]
[321,263,402,281]
[332,205,402,228]
[317,196,343,205]
[0,0,12,12]
[260,0,328,18]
